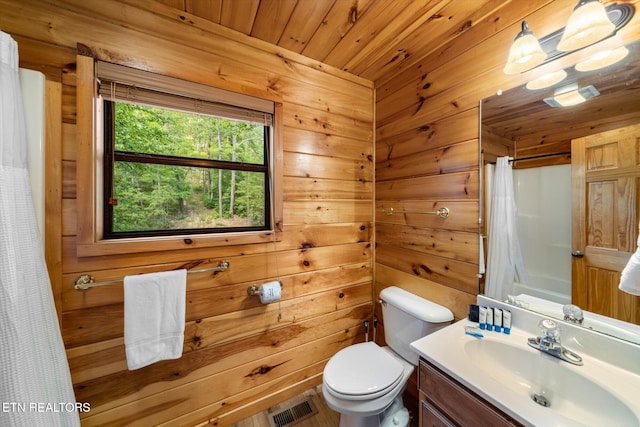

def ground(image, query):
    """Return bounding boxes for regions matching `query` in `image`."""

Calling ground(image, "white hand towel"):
[619,231,640,296]
[124,269,187,370]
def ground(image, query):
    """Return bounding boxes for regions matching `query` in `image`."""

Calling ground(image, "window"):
[97,61,275,239]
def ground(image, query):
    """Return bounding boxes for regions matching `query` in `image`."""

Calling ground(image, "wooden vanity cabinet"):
[418,359,524,427]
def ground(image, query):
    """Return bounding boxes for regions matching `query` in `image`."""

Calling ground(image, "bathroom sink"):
[464,338,638,427]
[411,316,640,427]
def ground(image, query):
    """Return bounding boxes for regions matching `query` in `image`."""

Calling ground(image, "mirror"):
[480,39,640,343]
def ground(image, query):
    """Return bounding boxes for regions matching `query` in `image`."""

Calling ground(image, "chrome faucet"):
[527,319,583,365]
[563,304,584,325]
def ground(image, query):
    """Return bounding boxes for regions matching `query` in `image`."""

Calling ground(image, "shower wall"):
[19,68,45,245]
[513,164,571,304]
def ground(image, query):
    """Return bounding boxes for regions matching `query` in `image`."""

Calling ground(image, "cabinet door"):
[419,361,521,427]
[421,398,455,427]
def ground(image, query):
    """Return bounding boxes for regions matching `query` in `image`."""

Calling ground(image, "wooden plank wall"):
[0,1,373,425]
[4,0,640,426]
[373,0,640,320]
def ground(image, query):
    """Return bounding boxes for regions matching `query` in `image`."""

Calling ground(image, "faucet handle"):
[563,304,584,324]
[538,319,560,343]
[528,318,583,365]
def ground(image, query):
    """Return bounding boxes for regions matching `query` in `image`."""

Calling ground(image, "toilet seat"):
[323,342,404,400]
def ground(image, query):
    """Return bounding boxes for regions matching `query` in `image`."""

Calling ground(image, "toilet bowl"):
[322,342,413,427]
[322,286,453,427]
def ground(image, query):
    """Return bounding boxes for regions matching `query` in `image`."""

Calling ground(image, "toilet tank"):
[380,286,453,365]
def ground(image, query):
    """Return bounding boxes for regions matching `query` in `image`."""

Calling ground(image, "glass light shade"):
[575,46,629,71]
[557,1,615,52]
[526,69,567,90]
[543,84,600,107]
[554,90,587,106]
[504,23,547,75]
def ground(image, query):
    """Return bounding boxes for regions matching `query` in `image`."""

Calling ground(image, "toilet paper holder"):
[247,284,261,296]
[247,282,282,296]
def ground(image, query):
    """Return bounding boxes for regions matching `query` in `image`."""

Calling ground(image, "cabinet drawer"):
[419,360,521,427]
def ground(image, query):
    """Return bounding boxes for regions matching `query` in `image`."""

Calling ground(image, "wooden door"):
[571,124,640,324]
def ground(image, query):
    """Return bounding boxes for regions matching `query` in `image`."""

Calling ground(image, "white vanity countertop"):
[411,318,640,427]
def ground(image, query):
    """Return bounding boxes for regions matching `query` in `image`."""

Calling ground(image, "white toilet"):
[322,286,453,427]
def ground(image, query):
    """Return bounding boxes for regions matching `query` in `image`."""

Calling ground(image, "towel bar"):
[382,207,450,218]
[74,260,230,290]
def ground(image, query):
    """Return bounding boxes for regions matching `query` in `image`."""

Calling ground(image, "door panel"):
[572,124,640,324]
[587,180,616,248]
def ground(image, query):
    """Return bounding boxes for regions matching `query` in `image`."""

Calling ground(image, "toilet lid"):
[324,342,404,397]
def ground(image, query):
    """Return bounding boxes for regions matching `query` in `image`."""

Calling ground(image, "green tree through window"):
[104,101,270,238]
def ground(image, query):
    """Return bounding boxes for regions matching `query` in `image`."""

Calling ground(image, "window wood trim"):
[76,55,283,257]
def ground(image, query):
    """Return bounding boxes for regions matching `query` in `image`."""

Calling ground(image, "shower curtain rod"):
[74,260,230,290]
[490,152,571,164]
[510,152,571,163]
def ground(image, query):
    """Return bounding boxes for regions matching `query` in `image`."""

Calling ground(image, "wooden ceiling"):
[150,0,640,140]
[153,0,504,84]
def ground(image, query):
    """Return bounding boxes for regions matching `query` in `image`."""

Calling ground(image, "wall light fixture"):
[504,3,633,75]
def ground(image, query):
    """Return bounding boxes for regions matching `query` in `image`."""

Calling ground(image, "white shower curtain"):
[485,157,527,301]
[0,32,79,426]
